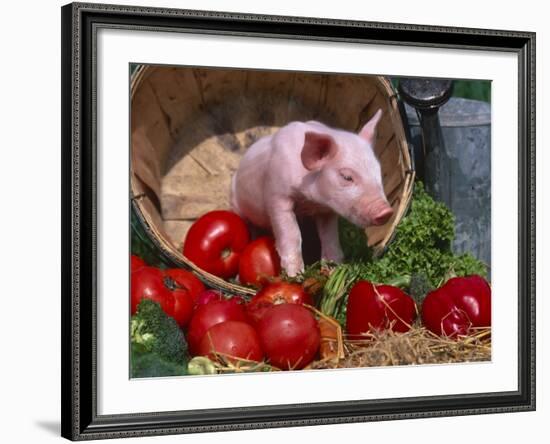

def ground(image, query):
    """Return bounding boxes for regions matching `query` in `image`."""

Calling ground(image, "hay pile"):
[309,325,491,370]
[198,324,491,374]
[188,306,491,374]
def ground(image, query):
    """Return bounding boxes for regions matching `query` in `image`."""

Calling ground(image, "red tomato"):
[246,281,313,324]
[131,255,146,273]
[187,298,249,355]
[131,266,205,327]
[422,275,491,338]
[183,210,250,279]
[194,289,223,309]
[164,268,205,304]
[238,236,281,287]
[171,289,195,328]
[256,304,320,370]
[131,266,175,317]
[198,320,263,362]
[346,281,416,339]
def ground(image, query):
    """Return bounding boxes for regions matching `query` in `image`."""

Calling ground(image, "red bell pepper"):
[422,275,491,338]
[346,280,417,338]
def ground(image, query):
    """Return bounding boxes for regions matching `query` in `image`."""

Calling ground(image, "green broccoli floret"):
[408,272,433,305]
[130,299,187,376]
[131,345,187,378]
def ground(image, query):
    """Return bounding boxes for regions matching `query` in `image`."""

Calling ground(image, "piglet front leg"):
[315,213,344,263]
[268,198,304,277]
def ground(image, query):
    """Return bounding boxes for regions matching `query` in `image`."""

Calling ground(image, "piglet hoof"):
[281,255,305,277]
[322,248,344,264]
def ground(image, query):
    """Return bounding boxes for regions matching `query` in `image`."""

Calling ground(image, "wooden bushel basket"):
[131,65,414,295]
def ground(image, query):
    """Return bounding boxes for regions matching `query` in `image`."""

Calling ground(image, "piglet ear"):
[301,132,338,171]
[358,108,383,145]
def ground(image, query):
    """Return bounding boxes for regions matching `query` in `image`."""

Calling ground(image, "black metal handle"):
[398,78,453,201]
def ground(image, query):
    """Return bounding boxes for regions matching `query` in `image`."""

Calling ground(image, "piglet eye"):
[340,171,354,182]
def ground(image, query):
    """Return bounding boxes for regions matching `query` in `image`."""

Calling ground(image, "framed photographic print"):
[61,2,536,440]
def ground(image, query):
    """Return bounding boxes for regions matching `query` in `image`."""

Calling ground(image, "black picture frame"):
[61,2,536,440]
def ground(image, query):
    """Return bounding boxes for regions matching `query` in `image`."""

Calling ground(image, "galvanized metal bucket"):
[405,98,491,269]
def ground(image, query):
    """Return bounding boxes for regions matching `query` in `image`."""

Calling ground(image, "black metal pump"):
[398,78,453,201]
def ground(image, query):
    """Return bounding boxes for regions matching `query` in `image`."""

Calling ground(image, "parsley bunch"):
[340,181,487,288]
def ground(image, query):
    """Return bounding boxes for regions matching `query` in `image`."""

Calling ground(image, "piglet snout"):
[372,206,394,225]
[357,197,394,226]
